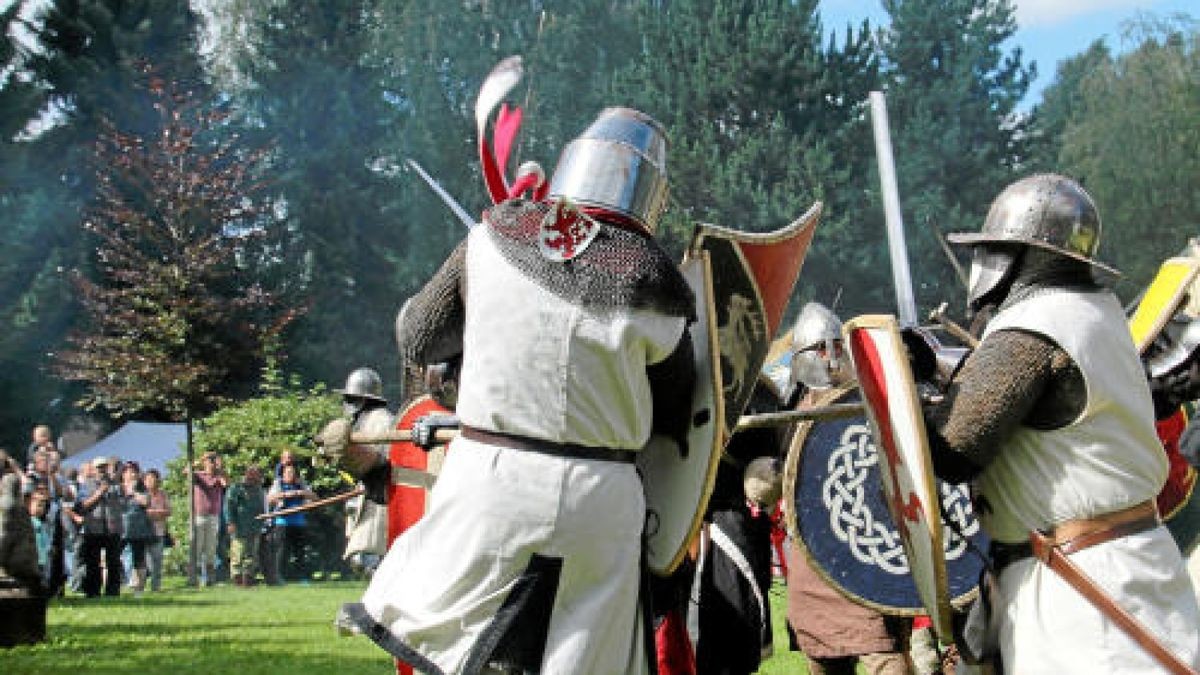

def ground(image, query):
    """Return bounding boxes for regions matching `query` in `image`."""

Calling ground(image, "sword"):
[870,91,919,328]
[405,158,477,229]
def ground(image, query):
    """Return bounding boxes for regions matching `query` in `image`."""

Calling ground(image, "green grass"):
[5,579,393,675]
[6,577,809,674]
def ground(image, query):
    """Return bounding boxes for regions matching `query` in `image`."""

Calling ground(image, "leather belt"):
[1028,506,1196,675]
[990,500,1160,572]
[460,426,637,464]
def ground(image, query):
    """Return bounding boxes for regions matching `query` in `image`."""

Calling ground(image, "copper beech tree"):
[56,71,299,583]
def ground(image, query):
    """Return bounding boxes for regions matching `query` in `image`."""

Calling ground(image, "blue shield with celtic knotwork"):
[782,386,988,614]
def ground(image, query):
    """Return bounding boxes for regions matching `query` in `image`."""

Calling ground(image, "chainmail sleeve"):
[926,328,1081,483]
[396,240,467,366]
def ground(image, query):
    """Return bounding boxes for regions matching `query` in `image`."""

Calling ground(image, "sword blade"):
[406,158,477,229]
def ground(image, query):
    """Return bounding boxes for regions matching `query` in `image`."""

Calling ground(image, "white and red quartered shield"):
[386,395,452,546]
[639,203,821,576]
[843,314,955,638]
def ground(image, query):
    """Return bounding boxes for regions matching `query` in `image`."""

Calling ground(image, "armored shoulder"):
[483,200,695,320]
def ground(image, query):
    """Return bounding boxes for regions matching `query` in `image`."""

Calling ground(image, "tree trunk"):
[186,416,197,586]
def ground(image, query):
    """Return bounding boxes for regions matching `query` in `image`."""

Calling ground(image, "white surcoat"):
[979,289,1199,673]
[359,224,686,674]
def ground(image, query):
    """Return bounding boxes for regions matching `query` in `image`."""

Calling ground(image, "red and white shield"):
[844,314,955,638]
[386,395,451,546]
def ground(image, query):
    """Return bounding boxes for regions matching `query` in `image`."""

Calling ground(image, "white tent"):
[62,422,187,474]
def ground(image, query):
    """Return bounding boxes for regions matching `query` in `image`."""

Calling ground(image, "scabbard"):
[1029,529,1198,675]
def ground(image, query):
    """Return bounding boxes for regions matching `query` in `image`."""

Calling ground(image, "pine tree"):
[612,0,879,317]
[876,0,1034,318]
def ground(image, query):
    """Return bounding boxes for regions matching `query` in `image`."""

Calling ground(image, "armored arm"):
[1145,315,1200,420]
[924,329,1069,483]
[397,240,468,366]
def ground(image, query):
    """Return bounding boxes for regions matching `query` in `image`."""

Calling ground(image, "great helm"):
[338,367,386,404]
[547,107,669,234]
[789,302,847,391]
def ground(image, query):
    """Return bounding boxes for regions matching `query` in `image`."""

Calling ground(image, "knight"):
[336,367,393,576]
[342,106,696,674]
[781,302,914,675]
[923,174,1200,672]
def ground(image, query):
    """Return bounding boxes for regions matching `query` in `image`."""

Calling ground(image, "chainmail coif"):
[484,199,695,321]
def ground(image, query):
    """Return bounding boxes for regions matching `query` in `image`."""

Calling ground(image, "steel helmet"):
[789,302,847,391]
[949,174,1118,308]
[338,367,386,403]
[547,107,670,234]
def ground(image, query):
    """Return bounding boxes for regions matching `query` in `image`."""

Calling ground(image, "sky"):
[819,0,1197,108]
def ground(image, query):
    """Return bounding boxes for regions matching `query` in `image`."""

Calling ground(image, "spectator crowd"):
[7,424,327,600]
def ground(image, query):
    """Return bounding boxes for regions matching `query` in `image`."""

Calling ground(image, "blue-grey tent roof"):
[62,422,187,474]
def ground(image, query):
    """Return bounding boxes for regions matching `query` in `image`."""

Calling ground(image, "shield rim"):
[690,202,821,341]
[640,250,726,576]
[783,383,982,616]
[842,314,955,637]
[1129,256,1200,354]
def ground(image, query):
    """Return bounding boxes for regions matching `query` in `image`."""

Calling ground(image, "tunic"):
[357,202,692,674]
[979,289,1200,673]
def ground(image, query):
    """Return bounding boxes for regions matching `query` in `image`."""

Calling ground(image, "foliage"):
[229,0,407,391]
[1055,16,1200,296]
[613,0,877,322]
[55,72,297,420]
[0,0,210,454]
[162,373,341,575]
[875,0,1034,319]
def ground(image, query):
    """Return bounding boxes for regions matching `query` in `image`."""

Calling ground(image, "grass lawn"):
[6,577,810,674]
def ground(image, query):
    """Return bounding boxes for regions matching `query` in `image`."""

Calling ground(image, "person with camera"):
[118,462,154,596]
[268,463,314,584]
[75,456,125,597]
[144,469,170,592]
[192,452,228,587]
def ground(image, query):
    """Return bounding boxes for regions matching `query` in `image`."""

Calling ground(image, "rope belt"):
[460,425,637,464]
[990,500,1160,573]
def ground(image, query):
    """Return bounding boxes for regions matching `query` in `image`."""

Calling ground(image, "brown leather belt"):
[990,500,1160,572]
[1027,503,1197,675]
[460,426,637,464]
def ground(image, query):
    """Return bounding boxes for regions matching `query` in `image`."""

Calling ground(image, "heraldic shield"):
[783,384,987,617]
[843,314,961,638]
[639,203,821,576]
[1129,256,1200,354]
[387,395,451,546]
